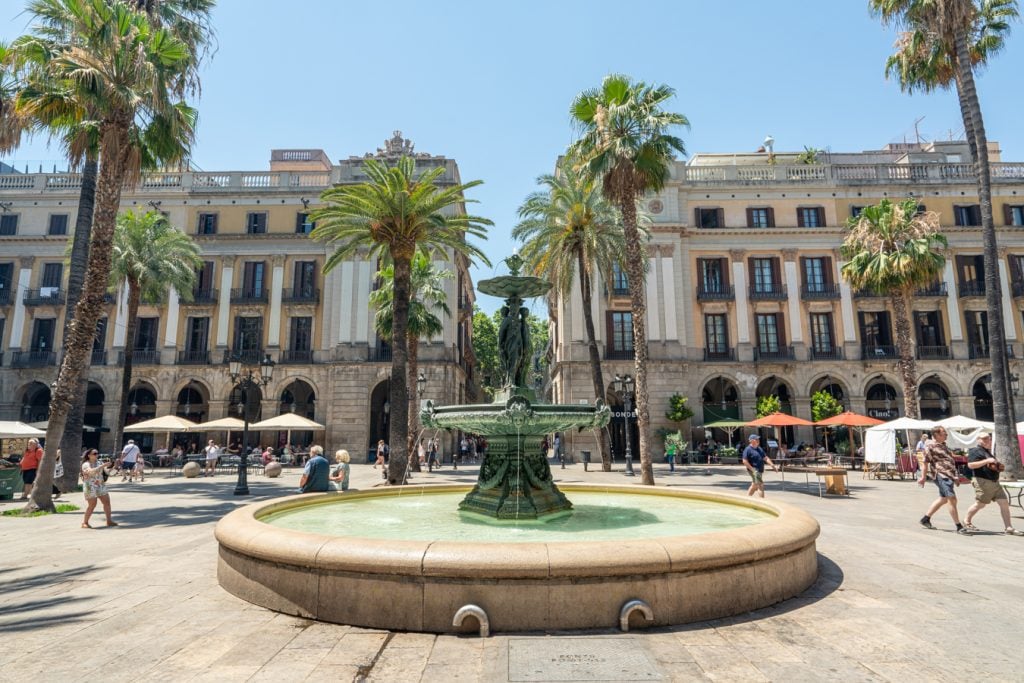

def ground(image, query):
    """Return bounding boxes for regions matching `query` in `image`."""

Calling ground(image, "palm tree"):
[513,163,626,472]
[310,156,491,486]
[109,209,202,450]
[871,0,1021,475]
[568,74,689,485]
[841,199,947,418]
[9,0,195,512]
[369,254,451,472]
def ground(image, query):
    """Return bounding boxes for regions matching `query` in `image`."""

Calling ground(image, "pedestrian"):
[428,438,439,471]
[19,438,43,500]
[915,432,930,453]
[553,434,562,463]
[203,439,219,477]
[120,439,140,482]
[666,442,676,473]
[330,449,351,491]
[52,449,64,499]
[742,434,776,498]
[374,440,386,470]
[918,426,969,534]
[417,438,426,468]
[80,449,117,528]
[458,437,468,469]
[299,445,330,493]
[963,432,1024,535]
[134,452,147,482]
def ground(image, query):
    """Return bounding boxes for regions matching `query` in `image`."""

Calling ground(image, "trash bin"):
[0,468,21,500]
[581,450,591,472]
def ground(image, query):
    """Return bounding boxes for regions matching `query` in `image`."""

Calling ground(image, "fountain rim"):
[215,483,820,580]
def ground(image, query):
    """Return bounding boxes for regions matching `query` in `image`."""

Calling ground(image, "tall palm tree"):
[871,0,1021,475]
[568,74,689,485]
[369,254,451,472]
[513,163,626,472]
[841,199,947,418]
[310,156,491,486]
[10,0,195,512]
[109,209,201,450]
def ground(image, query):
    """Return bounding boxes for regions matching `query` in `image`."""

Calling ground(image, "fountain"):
[215,256,820,633]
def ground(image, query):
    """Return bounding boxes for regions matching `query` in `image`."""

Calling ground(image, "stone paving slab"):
[2,461,1023,682]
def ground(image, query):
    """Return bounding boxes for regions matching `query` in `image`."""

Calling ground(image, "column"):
[163,287,180,347]
[112,283,129,348]
[782,250,803,344]
[216,259,233,347]
[8,256,33,349]
[569,276,584,342]
[324,264,342,348]
[997,255,1017,341]
[730,250,750,344]
[646,252,660,341]
[268,255,285,348]
[338,261,354,343]
[661,247,679,342]
[836,259,857,343]
[354,260,371,343]
[943,261,963,341]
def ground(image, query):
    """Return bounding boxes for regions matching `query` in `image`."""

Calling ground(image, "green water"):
[262,491,771,543]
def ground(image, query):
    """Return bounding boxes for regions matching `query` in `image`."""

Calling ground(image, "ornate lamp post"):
[228,353,275,496]
[613,373,636,477]
[417,371,427,401]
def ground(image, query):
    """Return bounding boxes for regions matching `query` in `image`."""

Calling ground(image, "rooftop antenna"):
[913,116,926,145]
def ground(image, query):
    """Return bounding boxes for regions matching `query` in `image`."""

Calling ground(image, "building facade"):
[0,132,476,457]
[551,140,1024,455]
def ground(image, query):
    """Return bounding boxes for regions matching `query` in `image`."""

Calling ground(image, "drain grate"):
[508,637,663,682]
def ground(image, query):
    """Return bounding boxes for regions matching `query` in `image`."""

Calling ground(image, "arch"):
[919,378,952,421]
[176,381,210,423]
[228,383,263,423]
[971,374,993,422]
[755,376,796,445]
[278,379,316,418]
[18,381,51,422]
[368,380,391,451]
[864,376,900,420]
[123,383,159,451]
[808,375,847,404]
[700,375,741,425]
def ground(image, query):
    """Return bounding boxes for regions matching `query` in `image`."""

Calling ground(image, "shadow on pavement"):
[1,564,100,595]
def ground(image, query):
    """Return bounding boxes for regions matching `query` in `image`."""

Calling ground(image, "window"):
[915,311,945,347]
[965,310,988,348]
[31,318,54,351]
[295,212,314,234]
[93,317,107,351]
[699,258,727,292]
[41,263,63,289]
[197,213,218,235]
[48,214,69,236]
[290,316,312,351]
[0,214,18,235]
[751,257,777,292]
[0,263,12,303]
[233,316,263,351]
[694,207,724,229]
[858,311,892,347]
[755,313,781,352]
[293,261,316,296]
[954,204,981,226]
[242,261,265,296]
[810,313,834,353]
[186,317,209,351]
[134,317,159,350]
[797,207,825,228]
[803,257,827,292]
[705,314,728,353]
[1004,205,1024,227]
[607,311,633,352]
[955,254,985,290]
[746,207,774,228]
[610,263,628,294]
[194,261,215,294]
[850,206,864,219]
[245,212,267,234]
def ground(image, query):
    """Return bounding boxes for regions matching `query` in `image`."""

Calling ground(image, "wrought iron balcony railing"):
[753,345,795,361]
[177,349,211,365]
[697,284,735,301]
[748,284,787,301]
[11,350,57,368]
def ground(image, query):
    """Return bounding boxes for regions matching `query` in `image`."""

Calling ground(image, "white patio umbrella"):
[936,415,994,431]
[193,417,246,431]
[0,421,46,439]
[249,413,325,452]
[123,415,198,451]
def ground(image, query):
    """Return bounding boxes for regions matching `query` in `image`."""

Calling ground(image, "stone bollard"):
[182,461,201,478]
[264,462,283,478]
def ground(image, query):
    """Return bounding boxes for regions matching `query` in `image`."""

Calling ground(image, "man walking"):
[918,426,969,534]
[742,434,776,498]
[964,432,1024,535]
[120,439,140,482]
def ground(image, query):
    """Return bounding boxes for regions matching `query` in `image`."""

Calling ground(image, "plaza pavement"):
[1,459,1022,683]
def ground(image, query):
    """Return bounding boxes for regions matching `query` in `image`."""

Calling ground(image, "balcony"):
[915,282,948,297]
[703,348,736,361]
[0,288,10,305]
[680,161,1024,186]
[853,288,885,298]
[281,287,320,304]
[368,346,392,363]
[280,349,313,364]
[11,350,56,368]
[610,286,629,297]
[24,288,65,306]
[230,288,268,304]
[800,284,841,301]
[748,284,787,301]
[223,348,266,365]
[754,346,795,362]
[917,345,951,360]
[969,343,1016,360]
[1013,281,1024,298]
[809,346,844,360]
[186,288,218,305]
[177,349,211,365]
[697,284,735,301]
[90,350,107,366]
[958,280,985,298]
[862,345,898,360]
[120,349,160,365]
[604,347,635,361]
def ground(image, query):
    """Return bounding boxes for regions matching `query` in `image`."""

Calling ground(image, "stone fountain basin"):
[216,484,819,633]
[423,402,608,436]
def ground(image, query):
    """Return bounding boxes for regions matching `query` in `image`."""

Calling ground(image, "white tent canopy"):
[937,415,993,431]
[124,415,198,433]
[249,414,325,431]
[0,421,46,439]
[869,417,934,432]
[193,417,245,431]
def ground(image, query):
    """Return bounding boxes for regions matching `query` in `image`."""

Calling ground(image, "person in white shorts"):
[204,439,219,476]
[120,440,140,482]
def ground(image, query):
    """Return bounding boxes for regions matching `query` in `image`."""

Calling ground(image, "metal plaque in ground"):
[508,637,663,682]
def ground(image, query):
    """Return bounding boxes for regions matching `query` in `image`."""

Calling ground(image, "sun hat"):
[748,434,761,441]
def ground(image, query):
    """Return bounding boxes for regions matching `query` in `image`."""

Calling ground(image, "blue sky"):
[4,0,1023,314]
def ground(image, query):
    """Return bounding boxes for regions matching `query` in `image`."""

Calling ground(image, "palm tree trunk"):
[112,280,141,453]
[891,288,920,419]
[57,154,97,491]
[619,198,654,485]
[387,254,411,485]
[406,337,421,472]
[953,29,1020,477]
[577,250,614,471]
[29,122,130,513]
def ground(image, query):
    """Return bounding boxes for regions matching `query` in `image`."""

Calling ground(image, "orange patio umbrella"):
[816,411,884,457]
[747,412,815,455]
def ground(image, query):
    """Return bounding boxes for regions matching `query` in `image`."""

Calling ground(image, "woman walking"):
[81,449,117,529]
